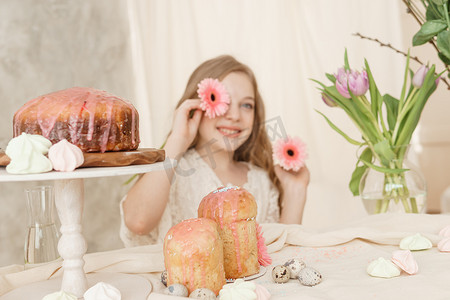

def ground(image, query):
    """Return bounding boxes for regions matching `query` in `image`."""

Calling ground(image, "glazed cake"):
[13,87,140,153]
[198,186,259,279]
[163,218,226,295]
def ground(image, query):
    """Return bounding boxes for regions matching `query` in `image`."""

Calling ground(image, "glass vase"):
[359,145,427,214]
[24,186,60,264]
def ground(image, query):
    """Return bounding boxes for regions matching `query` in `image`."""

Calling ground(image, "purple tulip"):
[412,65,429,88]
[335,68,369,98]
[435,76,440,87]
[321,93,337,107]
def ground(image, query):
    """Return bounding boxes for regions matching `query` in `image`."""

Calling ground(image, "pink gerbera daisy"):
[256,223,272,267]
[197,78,230,118]
[273,136,307,172]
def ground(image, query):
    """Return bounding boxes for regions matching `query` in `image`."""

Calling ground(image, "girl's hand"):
[275,164,310,224]
[274,164,310,191]
[165,99,203,156]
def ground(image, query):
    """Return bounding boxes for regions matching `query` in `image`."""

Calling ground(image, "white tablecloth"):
[2,213,450,299]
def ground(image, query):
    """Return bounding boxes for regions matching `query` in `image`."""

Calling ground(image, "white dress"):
[120,148,280,247]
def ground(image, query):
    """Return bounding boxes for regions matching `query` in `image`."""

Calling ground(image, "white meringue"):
[5,133,52,174]
[254,284,271,300]
[438,237,450,252]
[391,250,418,275]
[48,139,84,172]
[83,282,121,300]
[367,257,401,278]
[219,279,256,300]
[399,233,432,251]
[42,290,77,300]
[438,225,450,238]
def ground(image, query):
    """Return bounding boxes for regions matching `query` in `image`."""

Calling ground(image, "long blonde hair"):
[174,55,282,205]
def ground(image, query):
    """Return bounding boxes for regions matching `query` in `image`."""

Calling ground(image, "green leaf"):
[426,3,442,20]
[361,160,409,174]
[395,65,438,146]
[349,165,367,196]
[412,20,447,46]
[438,52,450,65]
[315,110,363,145]
[437,30,450,60]
[430,0,446,5]
[344,49,350,70]
[383,94,399,131]
[374,140,396,166]
[326,73,336,83]
[359,147,373,163]
[364,59,383,119]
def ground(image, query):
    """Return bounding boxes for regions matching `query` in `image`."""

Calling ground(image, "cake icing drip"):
[219,279,256,300]
[41,291,78,300]
[201,186,254,274]
[13,87,139,153]
[256,223,272,267]
[5,133,53,174]
[83,282,121,300]
[48,139,84,171]
[164,218,224,294]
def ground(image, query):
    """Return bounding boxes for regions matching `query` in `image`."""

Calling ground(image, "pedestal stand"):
[0,159,174,299]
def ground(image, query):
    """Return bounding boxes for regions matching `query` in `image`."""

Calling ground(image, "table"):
[0,160,174,299]
[1,213,450,299]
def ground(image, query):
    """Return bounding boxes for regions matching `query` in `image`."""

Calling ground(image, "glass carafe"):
[24,186,60,264]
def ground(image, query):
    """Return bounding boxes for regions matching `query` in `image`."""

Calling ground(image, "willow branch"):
[353,32,450,89]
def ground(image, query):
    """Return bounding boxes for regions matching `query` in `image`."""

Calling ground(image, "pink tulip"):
[412,65,429,88]
[435,76,440,87]
[321,93,337,107]
[335,68,369,98]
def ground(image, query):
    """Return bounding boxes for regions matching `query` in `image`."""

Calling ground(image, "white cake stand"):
[0,159,175,300]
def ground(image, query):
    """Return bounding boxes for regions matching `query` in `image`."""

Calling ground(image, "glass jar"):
[359,145,427,214]
[24,186,60,264]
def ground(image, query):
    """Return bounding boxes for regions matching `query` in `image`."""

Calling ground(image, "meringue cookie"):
[367,257,401,278]
[5,133,52,174]
[84,282,121,300]
[42,290,78,300]
[438,237,450,252]
[48,139,84,172]
[391,250,418,275]
[439,225,450,238]
[399,233,432,251]
[219,279,256,300]
[254,284,271,300]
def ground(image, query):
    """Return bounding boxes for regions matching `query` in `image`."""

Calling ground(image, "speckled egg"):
[297,267,322,286]
[284,258,306,279]
[189,288,217,299]
[161,270,168,287]
[272,265,291,283]
[164,283,189,297]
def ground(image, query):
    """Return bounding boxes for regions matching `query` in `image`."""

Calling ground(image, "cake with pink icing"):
[13,87,139,153]
[163,218,226,296]
[198,186,260,279]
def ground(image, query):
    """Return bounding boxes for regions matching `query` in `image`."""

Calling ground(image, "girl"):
[121,55,309,247]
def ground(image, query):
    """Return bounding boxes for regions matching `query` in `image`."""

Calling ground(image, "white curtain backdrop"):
[126,0,406,228]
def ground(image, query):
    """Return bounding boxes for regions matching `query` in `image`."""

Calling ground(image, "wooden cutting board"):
[0,148,165,168]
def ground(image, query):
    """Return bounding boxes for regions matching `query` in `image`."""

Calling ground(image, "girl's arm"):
[122,100,202,235]
[275,165,310,224]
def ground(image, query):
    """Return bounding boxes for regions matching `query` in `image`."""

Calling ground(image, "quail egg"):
[272,265,291,283]
[284,258,306,279]
[164,283,189,297]
[297,267,322,286]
